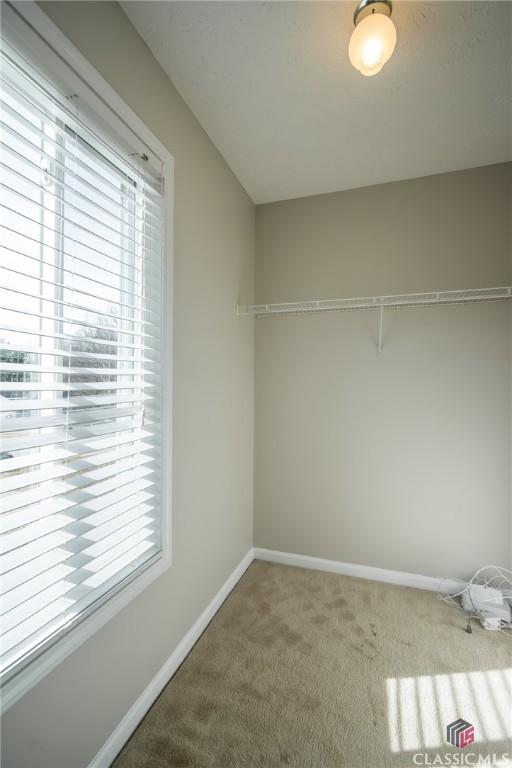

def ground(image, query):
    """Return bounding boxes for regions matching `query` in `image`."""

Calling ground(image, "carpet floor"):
[112,561,512,768]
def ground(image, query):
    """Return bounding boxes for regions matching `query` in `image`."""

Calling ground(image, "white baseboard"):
[88,548,254,768]
[253,547,462,594]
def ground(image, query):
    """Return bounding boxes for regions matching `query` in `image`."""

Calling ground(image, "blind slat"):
[0,406,152,434]
[0,477,157,575]
[0,494,155,596]
[0,324,158,354]
[0,202,160,284]
[0,283,160,328]
[0,143,161,248]
[0,540,160,660]
[1,543,161,675]
[0,380,154,392]
[0,435,153,474]
[0,362,156,376]
[1,421,154,454]
[0,65,163,210]
[1,478,158,555]
[0,393,152,413]
[0,179,162,263]
[1,443,154,495]
[0,264,160,318]
[2,522,157,628]
[0,245,161,303]
[0,302,157,338]
[0,223,160,293]
[0,132,161,231]
[1,462,155,515]
[0,129,161,235]
[0,343,156,364]
[0,158,161,253]
[0,491,156,597]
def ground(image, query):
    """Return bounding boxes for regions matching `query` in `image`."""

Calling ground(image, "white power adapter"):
[461,584,511,629]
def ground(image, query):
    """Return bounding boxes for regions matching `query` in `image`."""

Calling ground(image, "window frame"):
[1,0,174,713]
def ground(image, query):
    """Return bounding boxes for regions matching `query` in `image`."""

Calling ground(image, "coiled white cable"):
[437,565,512,636]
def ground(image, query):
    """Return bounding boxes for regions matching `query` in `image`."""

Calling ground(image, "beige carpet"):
[113,561,512,768]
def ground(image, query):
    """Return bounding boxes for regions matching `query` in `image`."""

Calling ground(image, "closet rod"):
[237,286,512,317]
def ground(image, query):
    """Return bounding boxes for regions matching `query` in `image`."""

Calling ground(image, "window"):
[0,4,171,705]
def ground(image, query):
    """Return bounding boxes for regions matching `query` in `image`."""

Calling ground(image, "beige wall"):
[1,3,254,768]
[255,164,512,577]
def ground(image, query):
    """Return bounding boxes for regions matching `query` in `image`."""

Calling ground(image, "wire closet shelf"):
[237,286,512,317]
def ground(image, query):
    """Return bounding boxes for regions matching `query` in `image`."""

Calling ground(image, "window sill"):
[1,551,171,713]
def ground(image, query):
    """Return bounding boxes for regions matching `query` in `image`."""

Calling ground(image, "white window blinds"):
[0,39,165,685]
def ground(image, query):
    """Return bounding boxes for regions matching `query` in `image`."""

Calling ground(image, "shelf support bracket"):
[377,304,384,353]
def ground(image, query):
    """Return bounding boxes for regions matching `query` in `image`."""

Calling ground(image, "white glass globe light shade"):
[349,12,396,77]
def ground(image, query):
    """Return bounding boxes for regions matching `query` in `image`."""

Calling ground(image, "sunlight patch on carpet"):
[386,667,512,752]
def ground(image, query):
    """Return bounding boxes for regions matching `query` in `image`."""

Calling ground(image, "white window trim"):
[1,0,174,713]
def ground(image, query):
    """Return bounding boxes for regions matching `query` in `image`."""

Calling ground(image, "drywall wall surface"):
[1,3,254,768]
[256,164,512,302]
[255,164,512,578]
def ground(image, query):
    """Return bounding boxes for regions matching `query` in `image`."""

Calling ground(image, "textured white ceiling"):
[122,1,512,203]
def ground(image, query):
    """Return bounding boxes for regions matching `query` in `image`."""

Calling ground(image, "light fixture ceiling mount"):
[349,0,397,77]
[353,0,392,25]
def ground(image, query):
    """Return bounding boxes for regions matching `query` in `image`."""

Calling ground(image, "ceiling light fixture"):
[349,0,396,77]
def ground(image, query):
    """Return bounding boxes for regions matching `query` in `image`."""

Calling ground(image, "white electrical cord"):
[437,565,512,636]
